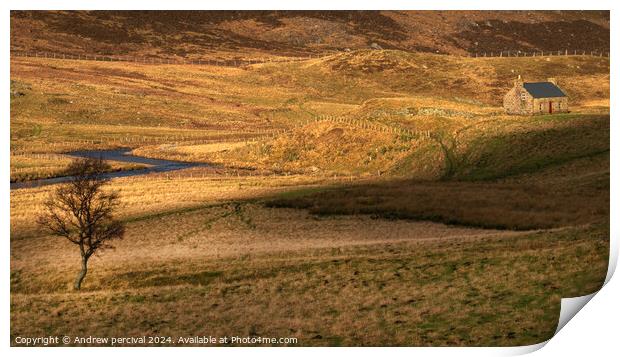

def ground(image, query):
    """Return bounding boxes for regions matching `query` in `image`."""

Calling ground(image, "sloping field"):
[9,197,609,346]
[10,50,609,171]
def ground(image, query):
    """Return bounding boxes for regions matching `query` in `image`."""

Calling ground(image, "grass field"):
[10,49,610,346]
[10,205,608,346]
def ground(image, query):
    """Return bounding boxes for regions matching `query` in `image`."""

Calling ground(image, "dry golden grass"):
[10,169,343,240]
[10,58,296,156]
[12,204,514,284]
[9,150,609,346]
[10,51,609,161]
[131,141,251,163]
[10,202,608,346]
[196,110,608,182]
[204,121,423,175]
[267,151,609,230]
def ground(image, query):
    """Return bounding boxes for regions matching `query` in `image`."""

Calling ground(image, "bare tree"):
[37,158,125,290]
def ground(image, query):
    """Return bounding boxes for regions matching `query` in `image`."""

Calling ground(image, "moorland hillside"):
[11,10,610,58]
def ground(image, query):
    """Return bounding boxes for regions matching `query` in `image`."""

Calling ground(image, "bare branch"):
[36,158,125,290]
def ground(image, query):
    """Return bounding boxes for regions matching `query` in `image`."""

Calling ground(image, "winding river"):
[11,149,201,190]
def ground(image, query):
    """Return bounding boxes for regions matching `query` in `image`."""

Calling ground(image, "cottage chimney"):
[547,77,557,85]
[514,75,523,87]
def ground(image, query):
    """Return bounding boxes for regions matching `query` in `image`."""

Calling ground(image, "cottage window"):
[558,102,561,109]
[520,93,526,101]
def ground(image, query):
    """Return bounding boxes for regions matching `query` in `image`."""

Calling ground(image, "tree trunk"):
[74,256,88,291]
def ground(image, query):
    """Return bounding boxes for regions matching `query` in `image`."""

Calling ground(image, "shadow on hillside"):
[264,116,610,231]
[265,170,609,231]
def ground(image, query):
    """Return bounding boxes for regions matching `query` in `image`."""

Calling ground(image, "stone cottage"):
[503,76,568,115]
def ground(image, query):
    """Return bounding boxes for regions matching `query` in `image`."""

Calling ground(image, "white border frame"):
[2,1,616,356]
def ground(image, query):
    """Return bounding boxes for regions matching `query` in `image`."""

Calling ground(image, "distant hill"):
[10,10,609,58]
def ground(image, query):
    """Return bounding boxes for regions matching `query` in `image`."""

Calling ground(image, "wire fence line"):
[11,48,610,67]
[470,49,609,58]
[9,133,284,155]
[9,116,428,158]
[10,115,430,156]
[10,50,318,67]
[9,116,438,180]
[9,152,70,160]
[299,114,432,140]
[11,168,340,186]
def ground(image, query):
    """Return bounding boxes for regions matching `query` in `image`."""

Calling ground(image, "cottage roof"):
[522,82,566,98]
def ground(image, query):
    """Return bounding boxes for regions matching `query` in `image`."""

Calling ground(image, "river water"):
[11,149,200,190]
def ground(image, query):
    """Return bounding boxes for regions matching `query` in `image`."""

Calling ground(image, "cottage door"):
[549,101,553,114]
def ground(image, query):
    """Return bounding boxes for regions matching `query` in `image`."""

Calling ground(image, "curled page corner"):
[549,244,617,339]
[507,293,599,355]
[511,241,617,355]
[554,293,597,335]
[551,228,618,335]
[506,340,549,356]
